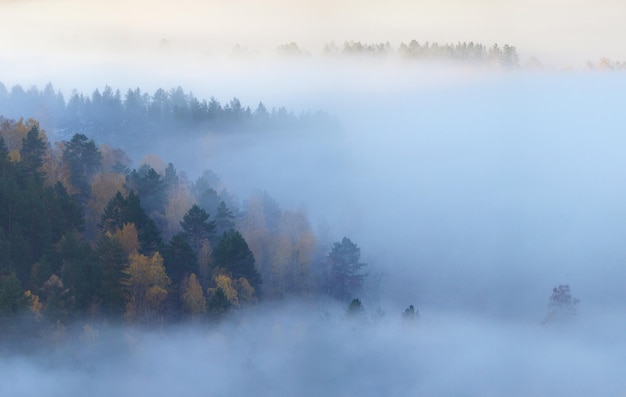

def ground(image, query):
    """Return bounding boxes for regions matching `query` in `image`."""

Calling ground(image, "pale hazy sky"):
[1,0,625,65]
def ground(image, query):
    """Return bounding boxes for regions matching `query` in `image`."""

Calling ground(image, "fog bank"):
[2,302,625,397]
[177,71,626,319]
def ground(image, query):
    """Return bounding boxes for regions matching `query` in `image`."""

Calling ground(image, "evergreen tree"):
[50,181,85,237]
[212,230,262,293]
[214,201,235,237]
[100,191,126,233]
[97,234,129,318]
[543,284,579,324]
[402,305,419,321]
[162,234,197,284]
[125,164,167,215]
[101,190,162,254]
[58,233,103,313]
[346,298,364,317]
[326,237,368,302]
[207,287,231,318]
[125,190,162,254]
[0,229,14,275]
[0,273,27,319]
[41,274,70,324]
[180,204,215,252]
[20,125,47,178]
[62,133,102,201]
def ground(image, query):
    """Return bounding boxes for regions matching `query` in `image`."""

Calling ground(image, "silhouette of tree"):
[543,284,579,324]
[326,237,367,301]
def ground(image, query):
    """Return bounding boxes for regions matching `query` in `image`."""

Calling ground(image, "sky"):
[1,0,625,66]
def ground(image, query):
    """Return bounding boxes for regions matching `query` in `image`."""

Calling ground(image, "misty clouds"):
[179,70,626,319]
[2,57,626,394]
[2,303,625,397]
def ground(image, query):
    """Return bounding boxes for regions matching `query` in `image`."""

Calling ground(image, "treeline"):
[0,117,368,338]
[0,82,336,154]
[587,57,626,70]
[276,40,520,68]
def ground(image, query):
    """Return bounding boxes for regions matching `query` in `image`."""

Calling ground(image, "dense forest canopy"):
[0,111,369,343]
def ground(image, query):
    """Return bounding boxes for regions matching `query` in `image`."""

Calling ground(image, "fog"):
[2,303,626,396]
[3,27,626,394]
[161,68,626,319]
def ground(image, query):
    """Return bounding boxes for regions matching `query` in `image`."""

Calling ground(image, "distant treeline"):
[276,40,626,70]
[275,40,520,68]
[0,82,336,153]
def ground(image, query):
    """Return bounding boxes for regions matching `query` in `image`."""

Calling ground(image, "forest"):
[0,82,336,157]
[0,103,371,345]
[0,80,587,349]
[2,0,625,391]
[286,40,522,68]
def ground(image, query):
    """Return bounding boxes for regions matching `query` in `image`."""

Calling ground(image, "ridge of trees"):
[273,40,520,67]
[0,116,368,337]
[0,82,337,154]
[266,39,520,68]
[276,40,625,70]
[320,40,520,68]
[0,114,583,348]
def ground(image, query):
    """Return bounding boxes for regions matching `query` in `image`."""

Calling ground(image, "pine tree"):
[0,273,27,319]
[214,201,235,237]
[346,298,364,317]
[326,237,368,302]
[62,133,102,202]
[101,191,162,254]
[97,234,128,318]
[212,230,262,294]
[20,125,47,178]
[180,204,215,252]
[207,287,231,318]
[162,234,197,284]
[58,233,103,313]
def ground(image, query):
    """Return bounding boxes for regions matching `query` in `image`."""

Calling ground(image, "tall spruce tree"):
[180,204,215,252]
[212,230,261,293]
[62,133,101,202]
[326,237,368,302]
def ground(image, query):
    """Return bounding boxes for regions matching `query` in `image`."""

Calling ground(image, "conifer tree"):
[20,125,47,178]
[212,230,262,294]
[326,237,367,302]
[180,204,215,252]
[62,133,102,202]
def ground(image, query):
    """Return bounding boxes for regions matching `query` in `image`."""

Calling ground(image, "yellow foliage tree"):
[40,141,80,195]
[239,193,273,291]
[164,187,194,237]
[99,144,131,172]
[113,223,140,255]
[181,273,206,321]
[235,277,257,305]
[212,274,238,306]
[24,290,42,317]
[88,173,127,230]
[140,154,167,174]
[125,251,171,324]
[0,118,40,152]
